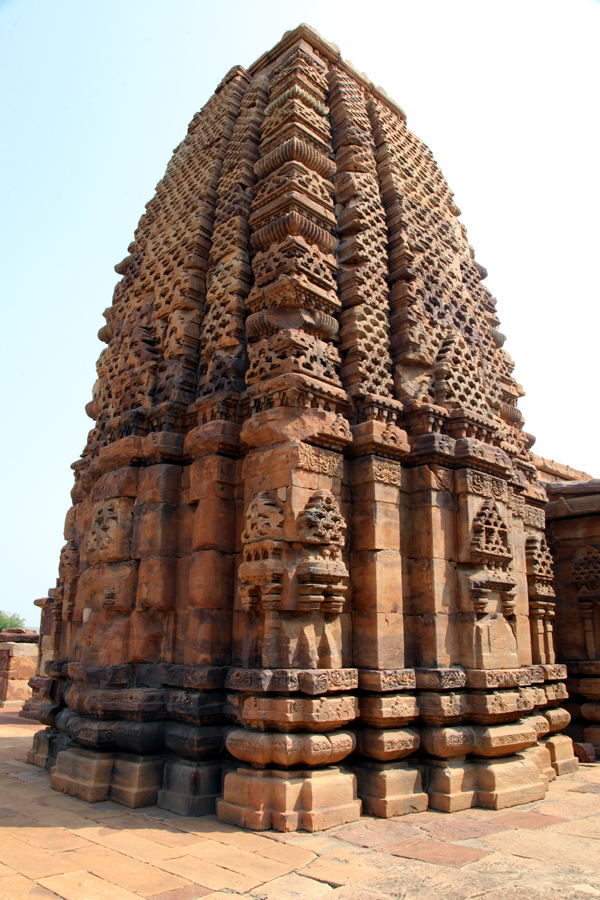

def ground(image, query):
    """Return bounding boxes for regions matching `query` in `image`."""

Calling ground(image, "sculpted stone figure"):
[27,24,584,830]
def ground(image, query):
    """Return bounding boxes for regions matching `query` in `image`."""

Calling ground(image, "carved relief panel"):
[237,464,349,670]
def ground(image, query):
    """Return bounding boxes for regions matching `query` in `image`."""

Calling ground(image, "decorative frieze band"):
[225,667,358,695]
[297,443,343,477]
[358,668,416,692]
[372,458,402,486]
[465,470,508,501]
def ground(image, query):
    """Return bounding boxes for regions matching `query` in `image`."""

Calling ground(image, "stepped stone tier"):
[28,24,580,830]
[546,480,600,761]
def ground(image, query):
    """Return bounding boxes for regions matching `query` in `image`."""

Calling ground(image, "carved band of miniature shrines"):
[329,66,394,400]
[89,70,253,445]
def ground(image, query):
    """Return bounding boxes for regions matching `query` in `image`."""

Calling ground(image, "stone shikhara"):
[25,24,593,831]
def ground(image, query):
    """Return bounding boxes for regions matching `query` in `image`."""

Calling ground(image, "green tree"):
[0,609,26,630]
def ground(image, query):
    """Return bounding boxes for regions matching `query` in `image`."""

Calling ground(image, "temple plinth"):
[28,24,579,830]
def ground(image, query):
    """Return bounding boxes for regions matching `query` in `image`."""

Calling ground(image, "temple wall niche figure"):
[27,24,583,831]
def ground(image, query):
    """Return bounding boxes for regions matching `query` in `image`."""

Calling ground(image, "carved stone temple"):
[545,481,600,760]
[28,24,582,831]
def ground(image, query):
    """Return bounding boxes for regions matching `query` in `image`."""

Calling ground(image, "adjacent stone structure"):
[0,630,38,709]
[28,24,580,830]
[545,480,600,760]
[21,599,55,721]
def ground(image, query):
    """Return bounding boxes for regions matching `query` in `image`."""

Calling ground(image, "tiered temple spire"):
[28,25,578,830]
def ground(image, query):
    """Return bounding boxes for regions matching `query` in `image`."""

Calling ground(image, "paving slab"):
[147,888,211,900]
[249,872,334,899]
[0,873,65,899]
[487,811,568,830]
[479,829,600,872]
[374,838,492,867]
[419,818,512,842]
[333,820,423,848]
[61,846,192,897]
[38,869,143,900]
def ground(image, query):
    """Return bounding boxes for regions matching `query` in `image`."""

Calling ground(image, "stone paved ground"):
[3,711,600,900]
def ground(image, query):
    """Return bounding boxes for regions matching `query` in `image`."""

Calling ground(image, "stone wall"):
[546,480,600,760]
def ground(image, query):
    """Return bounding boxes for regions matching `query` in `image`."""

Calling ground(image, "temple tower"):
[29,25,577,830]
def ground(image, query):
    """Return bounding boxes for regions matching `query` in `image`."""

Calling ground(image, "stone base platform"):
[157,757,227,816]
[29,727,580,830]
[217,765,362,832]
[543,733,580,776]
[49,746,165,807]
[428,754,549,812]
[352,759,428,818]
[584,725,600,754]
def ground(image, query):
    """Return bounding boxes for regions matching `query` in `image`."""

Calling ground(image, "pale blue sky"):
[1,0,599,625]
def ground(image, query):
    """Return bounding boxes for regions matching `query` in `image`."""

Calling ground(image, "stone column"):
[349,455,427,817]
[217,44,362,832]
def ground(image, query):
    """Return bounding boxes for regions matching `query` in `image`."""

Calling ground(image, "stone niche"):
[27,24,581,830]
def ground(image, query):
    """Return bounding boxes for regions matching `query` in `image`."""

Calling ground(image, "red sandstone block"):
[176,504,194,556]
[87,497,134,564]
[409,557,457,616]
[64,507,76,540]
[98,435,144,470]
[127,609,169,664]
[134,503,179,558]
[490,811,567,829]
[137,464,182,505]
[136,556,178,610]
[192,497,237,552]
[574,741,596,762]
[76,560,138,612]
[189,550,234,610]
[351,550,403,615]
[12,657,37,680]
[4,679,34,700]
[351,501,400,552]
[409,503,456,560]
[184,610,232,667]
[92,467,139,502]
[189,456,237,503]
[352,610,405,670]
